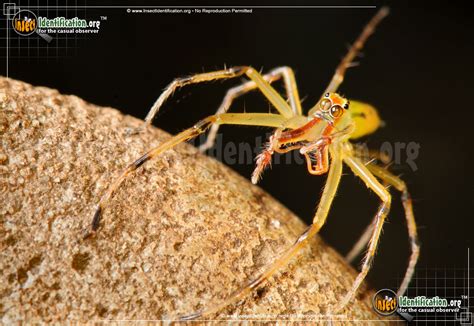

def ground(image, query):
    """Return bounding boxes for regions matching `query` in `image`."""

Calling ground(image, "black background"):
[4,0,473,307]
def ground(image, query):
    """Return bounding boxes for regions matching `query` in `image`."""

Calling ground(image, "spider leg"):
[345,146,394,263]
[345,153,418,290]
[363,163,419,297]
[374,151,392,166]
[277,66,303,115]
[251,129,281,184]
[345,149,386,263]
[140,66,294,133]
[333,153,392,313]
[345,215,376,263]
[87,112,289,236]
[177,145,343,320]
[200,66,303,152]
[324,7,389,94]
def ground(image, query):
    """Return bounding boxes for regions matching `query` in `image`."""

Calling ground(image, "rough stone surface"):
[0,77,397,323]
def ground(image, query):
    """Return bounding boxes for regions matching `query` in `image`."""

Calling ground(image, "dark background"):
[3,0,473,312]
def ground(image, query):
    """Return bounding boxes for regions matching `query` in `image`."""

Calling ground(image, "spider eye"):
[320,99,331,111]
[343,102,349,110]
[330,105,344,118]
[325,93,330,98]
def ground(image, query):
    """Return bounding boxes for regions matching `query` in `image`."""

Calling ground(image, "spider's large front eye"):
[330,105,344,118]
[320,99,331,111]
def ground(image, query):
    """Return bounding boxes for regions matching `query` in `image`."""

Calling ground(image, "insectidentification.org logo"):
[398,295,462,313]
[38,17,88,28]
[36,16,101,35]
[372,288,469,323]
[373,289,398,316]
[12,10,37,36]
[9,8,102,41]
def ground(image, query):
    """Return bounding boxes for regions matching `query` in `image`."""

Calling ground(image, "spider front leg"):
[135,66,295,134]
[345,149,391,263]
[364,163,419,297]
[251,129,282,184]
[87,112,289,236]
[333,153,392,313]
[178,145,344,320]
[200,66,303,152]
[345,215,377,263]
[344,159,419,297]
[323,7,389,95]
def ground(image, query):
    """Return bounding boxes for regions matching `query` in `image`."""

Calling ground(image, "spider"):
[87,7,419,320]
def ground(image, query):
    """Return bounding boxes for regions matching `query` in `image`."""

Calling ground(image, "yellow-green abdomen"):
[348,100,382,139]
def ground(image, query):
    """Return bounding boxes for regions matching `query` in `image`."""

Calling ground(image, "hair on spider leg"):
[345,42,366,58]
[364,157,378,166]
[346,61,361,69]
[299,94,309,105]
[384,184,393,191]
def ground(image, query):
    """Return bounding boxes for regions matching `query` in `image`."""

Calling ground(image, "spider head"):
[313,92,349,124]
